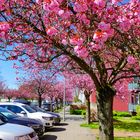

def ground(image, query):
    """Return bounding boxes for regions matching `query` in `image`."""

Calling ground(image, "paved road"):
[40,106,96,140]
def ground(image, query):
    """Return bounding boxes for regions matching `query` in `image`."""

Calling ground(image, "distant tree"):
[4,88,18,102]
[0,80,6,98]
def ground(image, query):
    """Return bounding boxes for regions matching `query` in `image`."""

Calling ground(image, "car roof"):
[0,102,25,106]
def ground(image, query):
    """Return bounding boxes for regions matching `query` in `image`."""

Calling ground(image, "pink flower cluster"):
[92,21,114,51]
[0,22,10,31]
[69,36,84,46]
[127,56,137,64]
[46,27,58,36]
[74,45,88,58]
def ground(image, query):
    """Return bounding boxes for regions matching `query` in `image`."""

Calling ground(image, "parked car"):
[0,107,44,137]
[0,114,38,140]
[0,102,54,129]
[13,99,61,124]
[42,101,56,111]
[30,104,61,124]
[13,99,31,105]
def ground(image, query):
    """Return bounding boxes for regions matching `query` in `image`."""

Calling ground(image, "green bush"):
[70,109,85,115]
[136,105,140,116]
[132,115,140,120]
[113,111,131,117]
[81,110,86,115]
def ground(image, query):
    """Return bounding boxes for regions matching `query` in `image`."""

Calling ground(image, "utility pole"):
[63,77,66,121]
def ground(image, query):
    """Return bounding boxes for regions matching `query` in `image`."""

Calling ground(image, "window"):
[7,105,24,113]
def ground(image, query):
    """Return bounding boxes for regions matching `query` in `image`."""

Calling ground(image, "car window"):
[22,105,36,113]
[8,105,24,113]
[0,105,9,110]
[0,107,18,119]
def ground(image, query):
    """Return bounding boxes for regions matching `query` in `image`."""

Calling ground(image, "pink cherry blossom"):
[74,2,88,13]
[46,27,58,36]
[127,56,136,64]
[0,22,10,31]
[62,39,68,45]
[69,36,84,46]
[98,22,111,32]
[93,30,108,43]
[94,0,106,8]
[90,42,102,51]
[74,45,88,58]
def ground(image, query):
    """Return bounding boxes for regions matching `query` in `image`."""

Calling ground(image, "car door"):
[7,105,27,117]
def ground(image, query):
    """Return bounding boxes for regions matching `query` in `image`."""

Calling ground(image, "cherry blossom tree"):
[0,0,140,139]
[0,80,6,98]
[4,88,18,102]
[18,72,54,107]
[67,73,94,124]
[18,82,38,100]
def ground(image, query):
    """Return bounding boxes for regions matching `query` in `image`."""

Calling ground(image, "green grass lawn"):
[96,137,140,140]
[81,116,140,139]
[81,117,140,132]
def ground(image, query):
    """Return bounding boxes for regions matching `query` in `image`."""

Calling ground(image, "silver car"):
[0,116,38,140]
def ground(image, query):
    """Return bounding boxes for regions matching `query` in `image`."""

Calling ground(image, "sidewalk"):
[41,106,96,140]
[41,120,96,140]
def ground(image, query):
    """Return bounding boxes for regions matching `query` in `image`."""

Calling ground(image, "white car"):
[0,118,38,140]
[0,102,54,128]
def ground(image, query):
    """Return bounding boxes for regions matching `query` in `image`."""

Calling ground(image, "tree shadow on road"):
[48,127,66,132]
[40,134,57,140]
[55,123,68,126]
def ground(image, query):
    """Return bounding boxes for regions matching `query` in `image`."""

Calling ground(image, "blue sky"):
[0,60,19,89]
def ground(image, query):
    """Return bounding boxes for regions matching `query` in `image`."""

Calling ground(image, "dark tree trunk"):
[8,97,11,102]
[55,99,59,110]
[86,97,91,124]
[84,90,91,124]
[50,98,53,112]
[59,98,63,108]
[96,86,115,140]
[38,95,42,107]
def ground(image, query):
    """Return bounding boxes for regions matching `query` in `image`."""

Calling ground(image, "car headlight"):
[15,135,30,140]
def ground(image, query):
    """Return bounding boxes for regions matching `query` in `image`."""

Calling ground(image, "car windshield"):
[0,107,18,119]
[22,105,36,113]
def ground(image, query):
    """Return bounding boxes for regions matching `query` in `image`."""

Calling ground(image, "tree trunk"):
[86,97,91,124]
[38,95,42,107]
[8,97,11,102]
[55,99,59,110]
[96,86,115,140]
[50,98,53,112]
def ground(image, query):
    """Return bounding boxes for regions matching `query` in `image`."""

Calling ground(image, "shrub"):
[70,104,87,110]
[70,109,84,115]
[113,111,131,117]
[136,105,140,116]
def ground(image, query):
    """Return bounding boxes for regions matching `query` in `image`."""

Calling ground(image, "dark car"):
[13,99,31,105]
[0,107,44,137]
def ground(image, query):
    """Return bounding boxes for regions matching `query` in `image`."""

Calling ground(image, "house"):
[90,78,140,112]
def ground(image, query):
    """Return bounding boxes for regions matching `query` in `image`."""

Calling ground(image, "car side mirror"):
[20,111,26,115]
